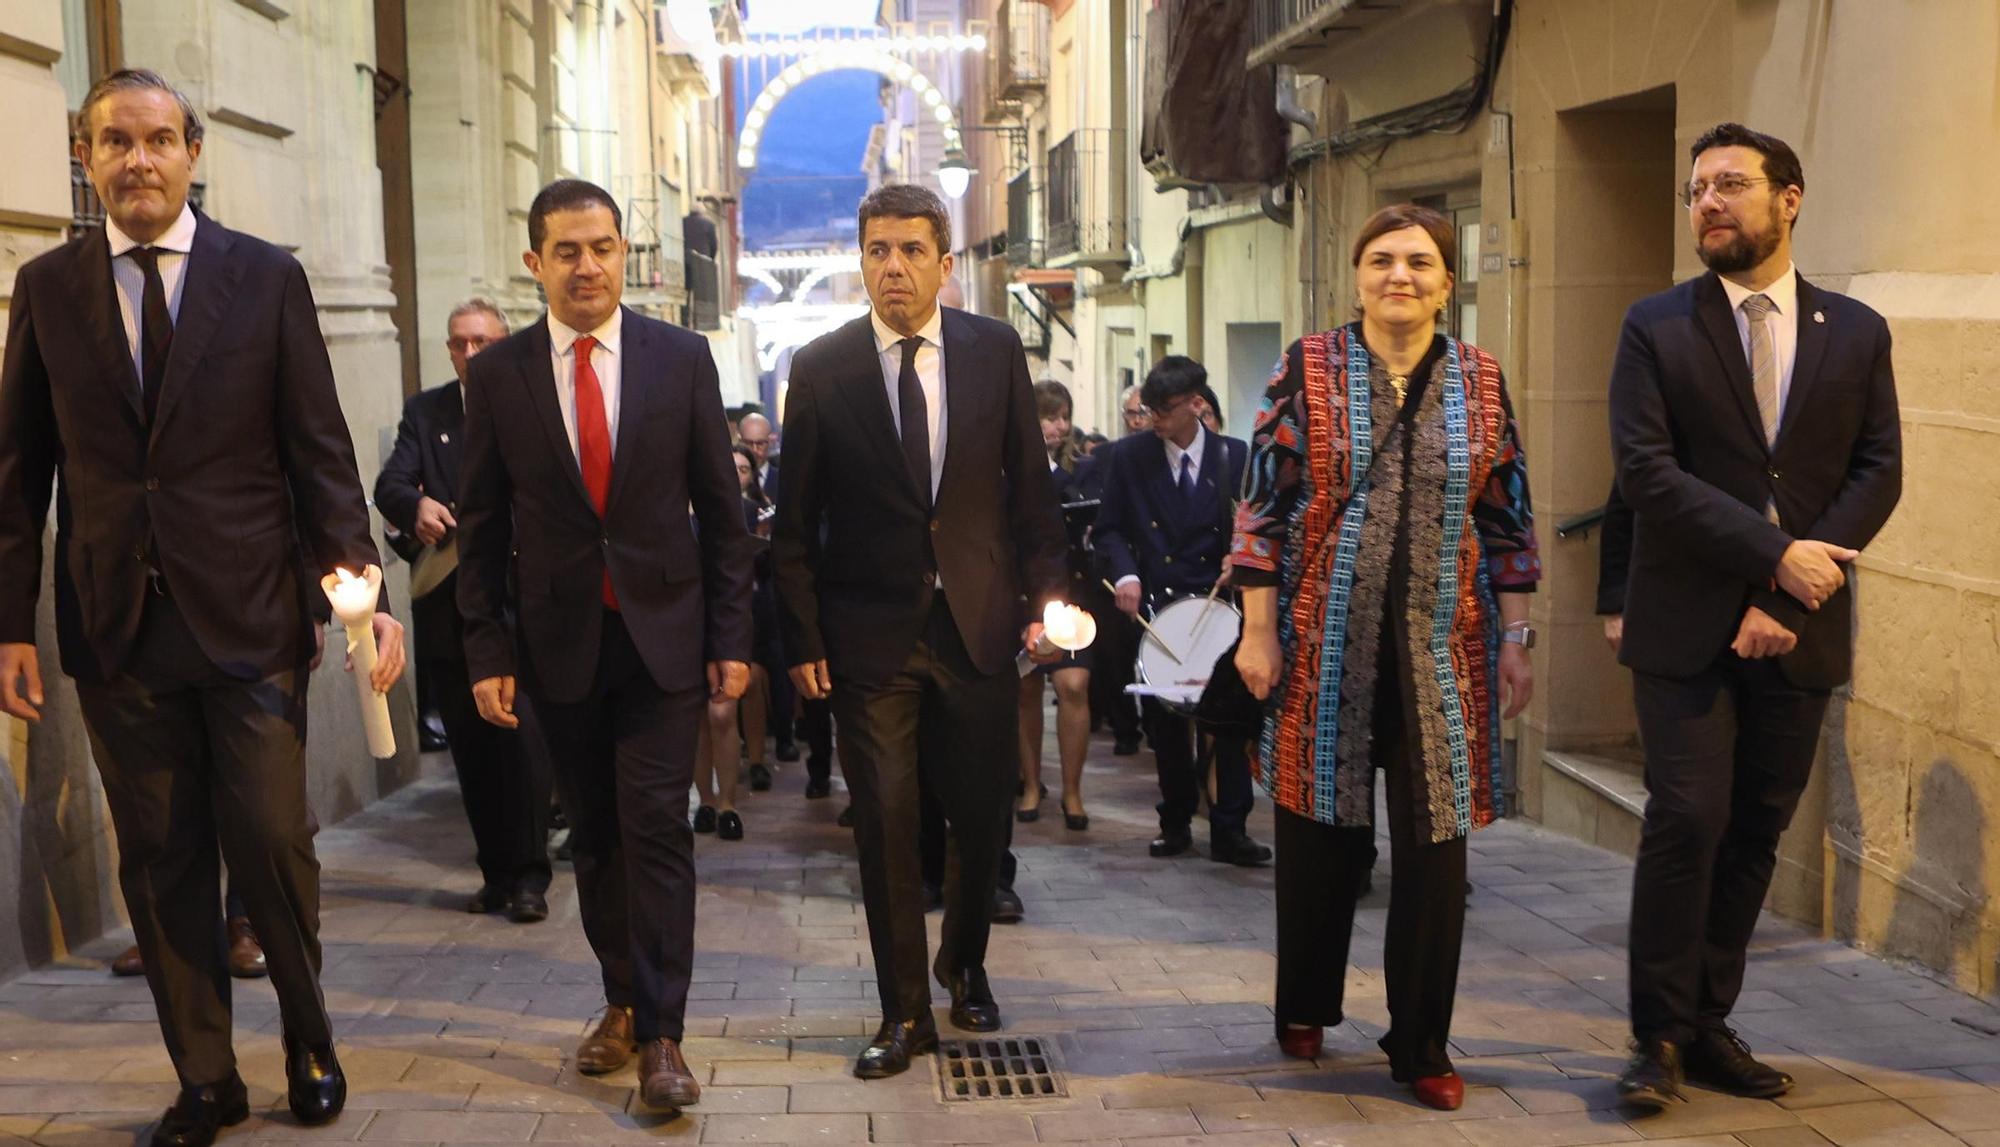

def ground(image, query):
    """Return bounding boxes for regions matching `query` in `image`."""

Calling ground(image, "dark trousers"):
[800,697,833,784]
[74,592,329,1088]
[531,611,704,1043]
[920,779,1016,893]
[1145,699,1253,838]
[1627,654,1829,1046]
[830,593,1016,1021]
[763,645,797,750]
[1091,608,1142,740]
[428,656,552,896]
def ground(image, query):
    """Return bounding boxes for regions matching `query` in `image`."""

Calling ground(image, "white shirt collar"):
[106,202,198,258]
[871,305,945,356]
[1719,262,1799,316]
[549,307,624,357]
[1166,422,1208,469]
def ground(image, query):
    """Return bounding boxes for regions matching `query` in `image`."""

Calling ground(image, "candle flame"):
[335,567,362,585]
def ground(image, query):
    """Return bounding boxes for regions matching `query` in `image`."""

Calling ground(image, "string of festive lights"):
[720,34,988,59]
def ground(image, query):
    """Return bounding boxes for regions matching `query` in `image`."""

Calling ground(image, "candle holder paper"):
[1017,601,1098,677]
[320,564,397,759]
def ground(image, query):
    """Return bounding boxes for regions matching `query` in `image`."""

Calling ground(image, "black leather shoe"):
[283,1037,346,1126]
[507,889,549,924]
[837,804,856,828]
[854,1016,938,1079]
[804,776,831,799]
[1210,832,1273,867]
[989,886,1024,924]
[748,763,773,791]
[466,885,506,914]
[775,740,801,763]
[692,806,717,834]
[938,966,1001,1032]
[717,810,744,841]
[151,1075,248,1147]
[1686,1026,1792,1097]
[418,711,449,752]
[1113,734,1141,756]
[1150,828,1193,858]
[1617,1038,1683,1111]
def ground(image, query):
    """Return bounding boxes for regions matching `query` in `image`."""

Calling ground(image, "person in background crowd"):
[1095,356,1268,868]
[1610,123,1902,1110]
[377,296,553,924]
[1232,203,1539,1112]
[736,411,794,777]
[1119,382,1151,437]
[1017,380,1092,831]
[693,446,779,843]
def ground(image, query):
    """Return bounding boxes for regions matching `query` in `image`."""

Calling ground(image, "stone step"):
[1537,749,1648,857]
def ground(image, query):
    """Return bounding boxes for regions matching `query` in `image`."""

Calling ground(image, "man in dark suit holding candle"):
[0,70,401,1146]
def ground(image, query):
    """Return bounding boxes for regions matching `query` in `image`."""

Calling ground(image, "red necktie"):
[572,334,618,610]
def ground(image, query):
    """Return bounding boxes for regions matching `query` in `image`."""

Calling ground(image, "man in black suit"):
[773,183,1066,1079]
[0,70,401,1146]
[456,179,752,1112]
[1095,356,1269,867]
[375,297,552,924]
[1611,124,1901,1108]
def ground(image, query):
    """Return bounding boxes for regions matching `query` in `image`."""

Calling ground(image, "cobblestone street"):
[7,731,2000,1146]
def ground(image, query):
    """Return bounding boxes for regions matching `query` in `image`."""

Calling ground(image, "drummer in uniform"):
[1095,356,1271,866]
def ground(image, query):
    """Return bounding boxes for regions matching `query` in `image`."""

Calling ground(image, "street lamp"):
[936,146,972,200]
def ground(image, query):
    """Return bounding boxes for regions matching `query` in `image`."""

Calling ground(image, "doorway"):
[1223,322,1282,442]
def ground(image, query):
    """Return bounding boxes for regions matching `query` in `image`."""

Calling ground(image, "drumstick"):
[1191,578,1222,639]
[1103,578,1184,664]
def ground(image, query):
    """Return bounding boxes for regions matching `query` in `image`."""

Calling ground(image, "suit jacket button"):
[930,520,940,533]
[1164,555,1174,564]
[600,534,609,545]
[1149,521,1158,529]
[144,477,159,491]
[132,546,146,561]
[1768,468,1782,480]
[923,571,936,587]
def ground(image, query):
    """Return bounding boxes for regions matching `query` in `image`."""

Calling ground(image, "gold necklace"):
[1387,373,1409,407]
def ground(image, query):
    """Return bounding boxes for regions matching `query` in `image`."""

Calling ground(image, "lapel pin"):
[1813,311,1825,324]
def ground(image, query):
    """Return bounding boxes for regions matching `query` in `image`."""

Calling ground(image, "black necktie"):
[129,247,173,422]
[897,336,932,508]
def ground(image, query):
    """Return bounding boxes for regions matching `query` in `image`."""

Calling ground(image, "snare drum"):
[1128,594,1242,713]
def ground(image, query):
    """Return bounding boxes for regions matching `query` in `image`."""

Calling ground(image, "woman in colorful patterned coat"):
[1231,204,1540,1111]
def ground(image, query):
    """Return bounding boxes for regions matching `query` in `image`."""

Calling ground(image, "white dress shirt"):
[548,308,624,461]
[1719,263,1800,421]
[871,305,947,499]
[106,202,197,386]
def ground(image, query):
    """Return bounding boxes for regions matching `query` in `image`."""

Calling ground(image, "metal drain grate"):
[936,1035,1068,1101]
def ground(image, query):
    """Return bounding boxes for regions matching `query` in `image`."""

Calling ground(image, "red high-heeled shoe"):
[1412,1072,1464,1111]
[1275,1022,1323,1059]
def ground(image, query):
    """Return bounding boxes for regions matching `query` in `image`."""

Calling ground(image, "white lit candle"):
[1018,601,1097,677]
[320,565,397,759]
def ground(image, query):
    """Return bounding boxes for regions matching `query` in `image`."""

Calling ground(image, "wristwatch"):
[1501,624,1537,649]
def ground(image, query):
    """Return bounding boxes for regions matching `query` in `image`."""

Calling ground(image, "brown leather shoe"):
[637,1037,701,1110]
[110,944,144,977]
[227,918,267,979]
[574,1006,635,1075]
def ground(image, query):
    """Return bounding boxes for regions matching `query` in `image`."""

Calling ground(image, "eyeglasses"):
[447,337,497,353]
[1681,175,1774,208]
[1145,397,1193,418]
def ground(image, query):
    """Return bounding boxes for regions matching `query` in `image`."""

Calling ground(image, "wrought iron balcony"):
[1005,164,1042,268]
[1248,0,1406,70]
[985,0,1050,120]
[1045,129,1128,269]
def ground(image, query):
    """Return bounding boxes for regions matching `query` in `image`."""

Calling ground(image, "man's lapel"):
[1778,275,1831,448]
[607,307,648,514]
[938,307,980,504]
[1135,433,1177,526]
[1692,272,1771,453]
[832,314,922,506]
[520,317,595,512]
[65,229,145,427]
[149,211,242,446]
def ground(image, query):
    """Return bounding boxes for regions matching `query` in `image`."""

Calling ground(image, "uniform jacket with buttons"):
[0,211,385,683]
[1610,270,1901,689]
[1093,430,1247,601]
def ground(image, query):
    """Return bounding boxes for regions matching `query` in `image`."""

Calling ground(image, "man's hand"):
[708,660,751,701]
[1234,627,1282,701]
[1115,579,1143,617]
[413,496,457,547]
[1731,606,1798,659]
[310,623,326,672]
[1602,615,1624,655]
[472,675,520,728]
[1498,643,1534,720]
[0,643,44,723]
[348,612,407,693]
[1776,540,1859,610]
[1022,621,1060,665]
[790,660,833,700]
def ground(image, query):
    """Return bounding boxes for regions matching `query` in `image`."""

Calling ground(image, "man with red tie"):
[455,179,754,1111]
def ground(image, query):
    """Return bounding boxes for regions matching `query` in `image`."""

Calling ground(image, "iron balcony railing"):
[1046,128,1128,266]
[990,0,1050,106]
[1005,164,1042,267]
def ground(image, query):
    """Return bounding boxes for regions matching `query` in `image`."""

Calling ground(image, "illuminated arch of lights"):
[735,42,965,171]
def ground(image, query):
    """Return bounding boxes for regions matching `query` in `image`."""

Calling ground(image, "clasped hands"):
[1734,539,1861,660]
